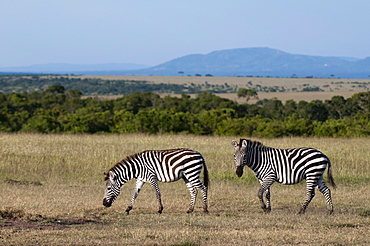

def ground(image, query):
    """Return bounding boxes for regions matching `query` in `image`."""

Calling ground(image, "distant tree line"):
[1,84,370,137]
[0,75,343,96]
[0,75,237,95]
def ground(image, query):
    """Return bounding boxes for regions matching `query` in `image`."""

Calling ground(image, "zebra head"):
[103,171,121,207]
[232,139,249,177]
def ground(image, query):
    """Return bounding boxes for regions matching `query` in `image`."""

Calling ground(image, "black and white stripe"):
[232,139,336,214]
[103,148,209,214]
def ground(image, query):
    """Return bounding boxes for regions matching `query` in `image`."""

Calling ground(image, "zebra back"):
[106,148,208,184]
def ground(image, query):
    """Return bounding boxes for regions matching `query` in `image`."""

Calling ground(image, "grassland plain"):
[77,75,370,102]
[1,133,369,245]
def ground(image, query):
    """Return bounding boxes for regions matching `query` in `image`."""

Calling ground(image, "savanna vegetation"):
[1,134,369,245]
[1,81,370,137]
[0,74,239,95]
[2,74,370,95]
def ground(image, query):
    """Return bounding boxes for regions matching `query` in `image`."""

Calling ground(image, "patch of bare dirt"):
[0,207,103,231]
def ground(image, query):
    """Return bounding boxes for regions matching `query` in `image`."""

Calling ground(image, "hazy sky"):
[1,0,369,67]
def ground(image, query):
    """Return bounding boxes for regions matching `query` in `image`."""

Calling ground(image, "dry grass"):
[1,133,370,245]
[215,91,363,103]
[90,91,362,104]
[73,75,369,90]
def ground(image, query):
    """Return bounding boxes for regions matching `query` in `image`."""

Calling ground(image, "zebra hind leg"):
[184,177,208,213]
[185,182,198,213]
[317,179,334,215]
[150,180,163,214]
[200,185,208,213]
[299,180,316,214]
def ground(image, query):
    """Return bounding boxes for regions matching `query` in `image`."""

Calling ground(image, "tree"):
[192,92,237,113]
[112,110,137,133]
[197,108,236,135]
[65,89,82,99]
[114,92,160,114]
[351,91,370,113]
[237,88,258,101]
[283,99,297,118]
[45,84,65,94]
[258,98,284,120]
[325,96,354,119]
[22,108,61,133]
[299,100,329,122]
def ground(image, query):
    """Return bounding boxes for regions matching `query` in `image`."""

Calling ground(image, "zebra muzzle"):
[236,166,244,177]
[103,198,112,207]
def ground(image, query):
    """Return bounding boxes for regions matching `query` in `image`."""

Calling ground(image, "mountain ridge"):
[1,47,369,78]
[144,47,369,78]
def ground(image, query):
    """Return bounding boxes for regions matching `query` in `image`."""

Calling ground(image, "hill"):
[1,47,369,78]
[137,47,370,78]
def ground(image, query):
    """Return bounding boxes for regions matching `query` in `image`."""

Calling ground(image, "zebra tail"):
[203,162,210,189]
[327,160,337,189]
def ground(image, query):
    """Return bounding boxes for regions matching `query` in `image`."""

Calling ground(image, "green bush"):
[1,84,370,137]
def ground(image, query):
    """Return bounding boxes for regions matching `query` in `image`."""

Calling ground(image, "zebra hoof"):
[186,209,194,214]
[124,211,130,215]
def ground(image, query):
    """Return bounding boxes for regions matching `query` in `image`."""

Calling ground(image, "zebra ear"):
[109,171,116,180]
[232,140,238,147]
[241,139,248,147]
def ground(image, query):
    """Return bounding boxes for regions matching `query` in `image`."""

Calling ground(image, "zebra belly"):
[138,172,182,183]
[278,177,304,185]
[275,169,305,185]
[156,172,183,183]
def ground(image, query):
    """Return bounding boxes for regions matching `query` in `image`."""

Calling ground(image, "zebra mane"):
[239,138,264,148]
[105,153,141,180]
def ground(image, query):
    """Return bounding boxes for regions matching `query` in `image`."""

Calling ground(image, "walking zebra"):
[103,148,209,214]
[232,139,336,214]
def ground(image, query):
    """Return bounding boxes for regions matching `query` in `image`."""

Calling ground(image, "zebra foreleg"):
[317,179,334,215]
[265,188,271,212]
[258,187,271,213]
[125,180,145,215]
[150,180,163,214]
[258,179,273,213]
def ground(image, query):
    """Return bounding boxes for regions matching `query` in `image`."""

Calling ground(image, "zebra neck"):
[246,146,272,170]
[114,160,140,184]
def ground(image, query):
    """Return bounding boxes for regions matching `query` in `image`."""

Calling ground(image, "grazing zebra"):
[232,139,336,214]
[103,148,209,214]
